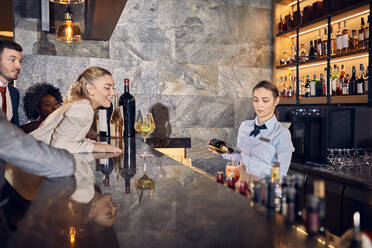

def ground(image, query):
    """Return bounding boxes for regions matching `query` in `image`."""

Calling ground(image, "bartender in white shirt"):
[215,80,294,181]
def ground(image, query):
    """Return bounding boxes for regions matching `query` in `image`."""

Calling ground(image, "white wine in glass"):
[135,111,155,158]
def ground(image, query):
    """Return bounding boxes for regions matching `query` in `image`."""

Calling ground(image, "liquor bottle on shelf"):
[299,76,305,97]
[340,64,346,96]
[110,93,124,138]
[365,16,370,49]
[290,45,296,64]
[283,75,288,97]
[350,66,357,95]
[343,73,350,96]
[322,68,327,96]
[310,74,317,97]
[300,43,307,62]
[330,26,337,56]
[358,17,366,49]
[330,65,338,96]
[357,64,365,95]
[322,28,328,58]
[317,73,324,96]
[336,65,342,96]
[349,30,359,51]
[119,78,136,137]
[308,40,316,60]
[279,76,284,97]
[342,21,350,54]
[365,66,369,94]
[305,75,311,97]
[317,30,323,57]
[278,15,284,33]
[313,40,319,59]
[288,74,294,98]
[285,11,293,31]
[336,22,343,54]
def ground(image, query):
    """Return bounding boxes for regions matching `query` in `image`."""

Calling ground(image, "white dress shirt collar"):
[254,115,278,131]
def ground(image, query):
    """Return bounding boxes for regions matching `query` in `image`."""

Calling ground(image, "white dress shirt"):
[222,115,295,179]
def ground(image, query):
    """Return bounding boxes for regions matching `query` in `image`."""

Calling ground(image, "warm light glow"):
[288,0,302,7]
[295,226,309,236]
[69,227,76,245]
[0,31,13,38]
[289,10,370,38]
[293,226,336,247]
[288,54,368,70]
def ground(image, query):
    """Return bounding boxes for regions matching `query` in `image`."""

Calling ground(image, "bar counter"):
[5,139,337,248]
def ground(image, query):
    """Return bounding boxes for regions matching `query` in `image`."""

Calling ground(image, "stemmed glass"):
[134,111,156,158]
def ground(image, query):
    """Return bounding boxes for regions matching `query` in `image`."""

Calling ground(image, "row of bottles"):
[96,78,137,193]
[278,63,368,98]
[280,17,369,65]
[277,0,365,35]
[96,78,136,138]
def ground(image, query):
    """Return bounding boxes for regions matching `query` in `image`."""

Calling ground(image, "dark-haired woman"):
[21,83,62,133]
[220,80,294,180]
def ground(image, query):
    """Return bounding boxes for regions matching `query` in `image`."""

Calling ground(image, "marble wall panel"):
[218,66,272,98]
[235,41,272,68]
[14,17,38,55]
[158,63,218,96]
[234,97,256,130]
[172,95,234,128]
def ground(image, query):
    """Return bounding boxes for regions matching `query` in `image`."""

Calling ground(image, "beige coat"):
[5,99,95,200]
[31,99,95,153]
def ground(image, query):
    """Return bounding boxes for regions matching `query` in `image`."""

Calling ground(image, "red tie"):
[0,87,6,114]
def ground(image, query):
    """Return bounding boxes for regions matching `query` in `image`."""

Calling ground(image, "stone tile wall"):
[13,0,273,159]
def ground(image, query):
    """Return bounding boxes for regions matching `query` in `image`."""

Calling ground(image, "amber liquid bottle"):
[110,93,124,138]
[330,26,337,56]
[358,17,366,49]
[322,28,328,58]
[342,20,350,53]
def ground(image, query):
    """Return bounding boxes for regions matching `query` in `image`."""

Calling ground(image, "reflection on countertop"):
[3,137,334,248]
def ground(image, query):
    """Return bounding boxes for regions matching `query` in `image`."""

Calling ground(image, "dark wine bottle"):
[350,66,357,95]
[119,78,135,137]
[121,136,136,193]
[208,139,234,153]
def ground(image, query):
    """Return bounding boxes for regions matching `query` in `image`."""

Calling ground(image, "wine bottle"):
[208,139,234,153]
[110,93,124,138]
[96,104,112,139]
[121,136,136,193]
[119,78,136,137]
[350,66,357,95]
[356,64,365,95]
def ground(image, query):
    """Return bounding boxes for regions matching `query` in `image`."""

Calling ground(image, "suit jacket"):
[31,99,95,154]
[8,84,19,126]
[0,110,75,189]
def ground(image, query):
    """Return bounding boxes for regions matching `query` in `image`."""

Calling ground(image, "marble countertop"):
[5,138,334,248]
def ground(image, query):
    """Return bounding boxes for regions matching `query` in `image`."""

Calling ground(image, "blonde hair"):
[65,67,112,104]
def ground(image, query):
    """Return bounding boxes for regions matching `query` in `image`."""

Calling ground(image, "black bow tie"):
[250,123,267,137]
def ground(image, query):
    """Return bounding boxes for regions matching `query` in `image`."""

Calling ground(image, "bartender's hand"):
[208,147,220,155]
[93,143,122,153]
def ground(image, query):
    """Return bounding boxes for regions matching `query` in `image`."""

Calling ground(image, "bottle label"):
[336,36,343,50]
[317,44,322,55]
[310,81,316,96]
[342,34,349,48]
[98,109,108,133]
[359,33,365,44]
[357,83,364,94]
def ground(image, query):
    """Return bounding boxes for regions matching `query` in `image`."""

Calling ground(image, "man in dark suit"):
[0,40,22,126]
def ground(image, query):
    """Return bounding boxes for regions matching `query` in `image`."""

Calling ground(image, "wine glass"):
[134,111,156,158]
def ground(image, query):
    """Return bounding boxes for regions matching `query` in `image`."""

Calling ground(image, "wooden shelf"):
[279,97,296,105]
[276,1,369,38]
[299,96,327,104]
[330,95,368,104]
[276,48,368,69]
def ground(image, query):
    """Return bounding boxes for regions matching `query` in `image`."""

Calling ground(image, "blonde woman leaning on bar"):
[31,66,122,154]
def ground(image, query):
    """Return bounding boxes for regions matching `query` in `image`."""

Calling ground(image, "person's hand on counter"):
[93,142,122,153]
[93,152,121,160]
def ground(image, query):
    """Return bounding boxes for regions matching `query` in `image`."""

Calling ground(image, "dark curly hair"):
[23,83,63,120]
